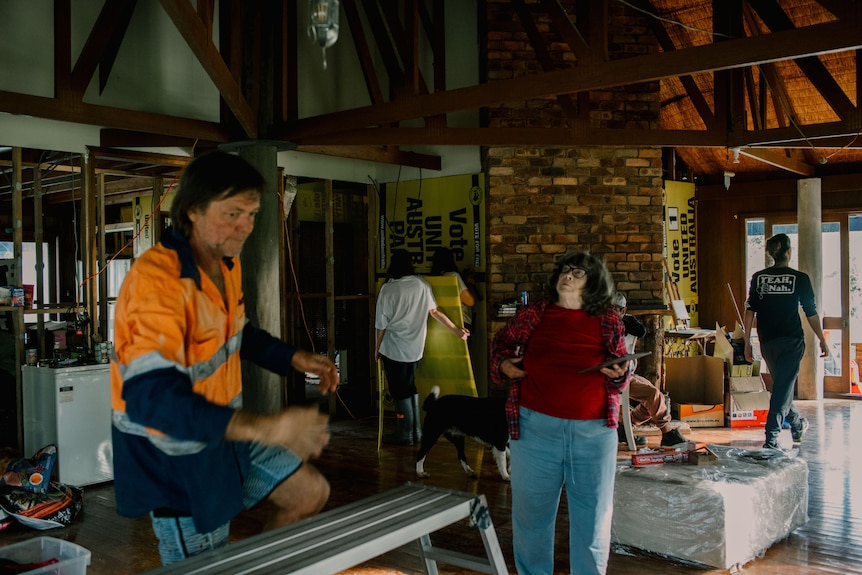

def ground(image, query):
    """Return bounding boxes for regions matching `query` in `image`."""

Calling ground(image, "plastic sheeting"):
[612,445,809,569]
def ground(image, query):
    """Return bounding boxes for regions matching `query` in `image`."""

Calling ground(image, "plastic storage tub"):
[0,537,91,574]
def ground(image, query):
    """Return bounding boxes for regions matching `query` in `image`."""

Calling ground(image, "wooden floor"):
[2,397,862,574]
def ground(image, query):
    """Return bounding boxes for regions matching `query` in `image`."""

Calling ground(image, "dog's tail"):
[422,385,441,412]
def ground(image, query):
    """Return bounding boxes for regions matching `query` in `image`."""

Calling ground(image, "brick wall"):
[484,0,665,320]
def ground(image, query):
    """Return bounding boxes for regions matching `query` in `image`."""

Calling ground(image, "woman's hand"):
[501,355,526,379]
[599,361,628,381]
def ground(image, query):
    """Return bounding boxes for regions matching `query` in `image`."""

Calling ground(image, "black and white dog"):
[415,386,510,480]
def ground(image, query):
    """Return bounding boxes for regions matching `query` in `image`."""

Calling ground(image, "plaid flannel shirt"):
[490,299,630,439]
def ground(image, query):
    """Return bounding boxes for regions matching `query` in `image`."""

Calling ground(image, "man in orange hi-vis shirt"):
[110,151,338,566]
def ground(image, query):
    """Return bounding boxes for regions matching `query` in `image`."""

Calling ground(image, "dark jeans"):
[761,336,806,444]
[381,356,419,400]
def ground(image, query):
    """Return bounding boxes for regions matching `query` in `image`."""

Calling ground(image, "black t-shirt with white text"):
[745,266,817,343]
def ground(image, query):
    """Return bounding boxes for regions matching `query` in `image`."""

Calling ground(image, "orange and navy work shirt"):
[110,228,297,533]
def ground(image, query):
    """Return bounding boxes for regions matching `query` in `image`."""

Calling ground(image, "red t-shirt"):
[519,305,608,421]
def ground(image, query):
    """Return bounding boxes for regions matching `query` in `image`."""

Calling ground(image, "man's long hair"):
[170,151,265,238]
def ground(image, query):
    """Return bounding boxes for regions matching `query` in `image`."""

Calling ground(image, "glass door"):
[850,214,862,394]
[745,214,858,393]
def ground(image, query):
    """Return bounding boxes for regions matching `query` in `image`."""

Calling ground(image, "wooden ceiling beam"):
[540,0,591,63]
[734,116,862,147]
[430,0,445,93]
[296,126,728,147]
[581,0,608,63]
[294,145,441,170]
[342,0,385,105]
[283,19,861,141]
[159,0,258,139]
[738,147,815,176]
[747,0,855,119]
[405,0,420,95]
[0,89,229,142]
[88,146,191,168]
[296,118,862,148]
[362,1,404,92]
[639,0,717,131]
[99,128,218,151]
[812,0,855,20]
[512,0,579,125]
[69,0,138,96]
[53,0,72,101]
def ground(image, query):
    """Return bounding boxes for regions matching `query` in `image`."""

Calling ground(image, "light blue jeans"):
[509,406,618,575]
[761,336,806,445]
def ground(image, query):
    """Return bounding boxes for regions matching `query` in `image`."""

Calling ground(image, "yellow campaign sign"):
[377,173,485,274]
[663,180,699,327]
[414,276,477,402]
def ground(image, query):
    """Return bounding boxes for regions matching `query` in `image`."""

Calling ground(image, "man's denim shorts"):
[150,442,301,565]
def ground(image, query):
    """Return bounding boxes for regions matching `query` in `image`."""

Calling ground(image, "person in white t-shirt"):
[375,250,470,445]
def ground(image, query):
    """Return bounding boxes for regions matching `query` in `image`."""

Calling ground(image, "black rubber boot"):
[411,393,422,443]
[383,398,414,445]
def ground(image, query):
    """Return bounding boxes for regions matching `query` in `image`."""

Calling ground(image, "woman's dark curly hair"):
[545,250,615,316]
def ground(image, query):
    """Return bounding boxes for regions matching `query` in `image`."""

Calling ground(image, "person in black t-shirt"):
[742,233,829,449]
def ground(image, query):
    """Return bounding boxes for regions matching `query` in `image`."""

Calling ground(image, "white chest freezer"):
[22,364,113,486]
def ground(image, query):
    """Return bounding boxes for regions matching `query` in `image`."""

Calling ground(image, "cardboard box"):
[730,363,753,377]
[714,324,760,376]
[728,376,766,393]
[612,445,809,569]
[665,355,725,404]
[689,446,719,465]
[725,390,771,428]
[666,355,726,427]
[672,402,725,427]
[713,323,735,366]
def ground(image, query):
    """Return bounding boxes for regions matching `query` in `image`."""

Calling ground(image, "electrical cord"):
[279,179,359,421]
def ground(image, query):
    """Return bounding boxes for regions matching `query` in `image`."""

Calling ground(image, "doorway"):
[744,213,862,394]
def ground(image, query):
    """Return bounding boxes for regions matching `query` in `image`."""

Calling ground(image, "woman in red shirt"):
[491,251,629,575]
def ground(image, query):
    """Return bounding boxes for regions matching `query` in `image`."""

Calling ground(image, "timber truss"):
[0,0,860,177]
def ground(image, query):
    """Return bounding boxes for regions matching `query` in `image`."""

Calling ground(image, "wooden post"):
[34,164,45,358]
[325,178,337,415]
[797,178,823,399]
[82,150,97,325]
[11,147,24,452]
[238,145,284,412]
[97,172,107,342]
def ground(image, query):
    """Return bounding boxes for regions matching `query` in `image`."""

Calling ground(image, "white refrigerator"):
[23,364,113,486]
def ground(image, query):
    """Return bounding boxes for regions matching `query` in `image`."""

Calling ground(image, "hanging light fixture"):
[308,0,339,70]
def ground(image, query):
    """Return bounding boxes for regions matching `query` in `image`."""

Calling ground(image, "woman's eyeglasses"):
[560,265,587,278]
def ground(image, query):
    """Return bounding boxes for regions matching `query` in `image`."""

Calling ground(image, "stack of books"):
[495,298,520,317]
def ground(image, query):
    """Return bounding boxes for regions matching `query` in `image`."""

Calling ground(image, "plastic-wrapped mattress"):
[612,445,808,570]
